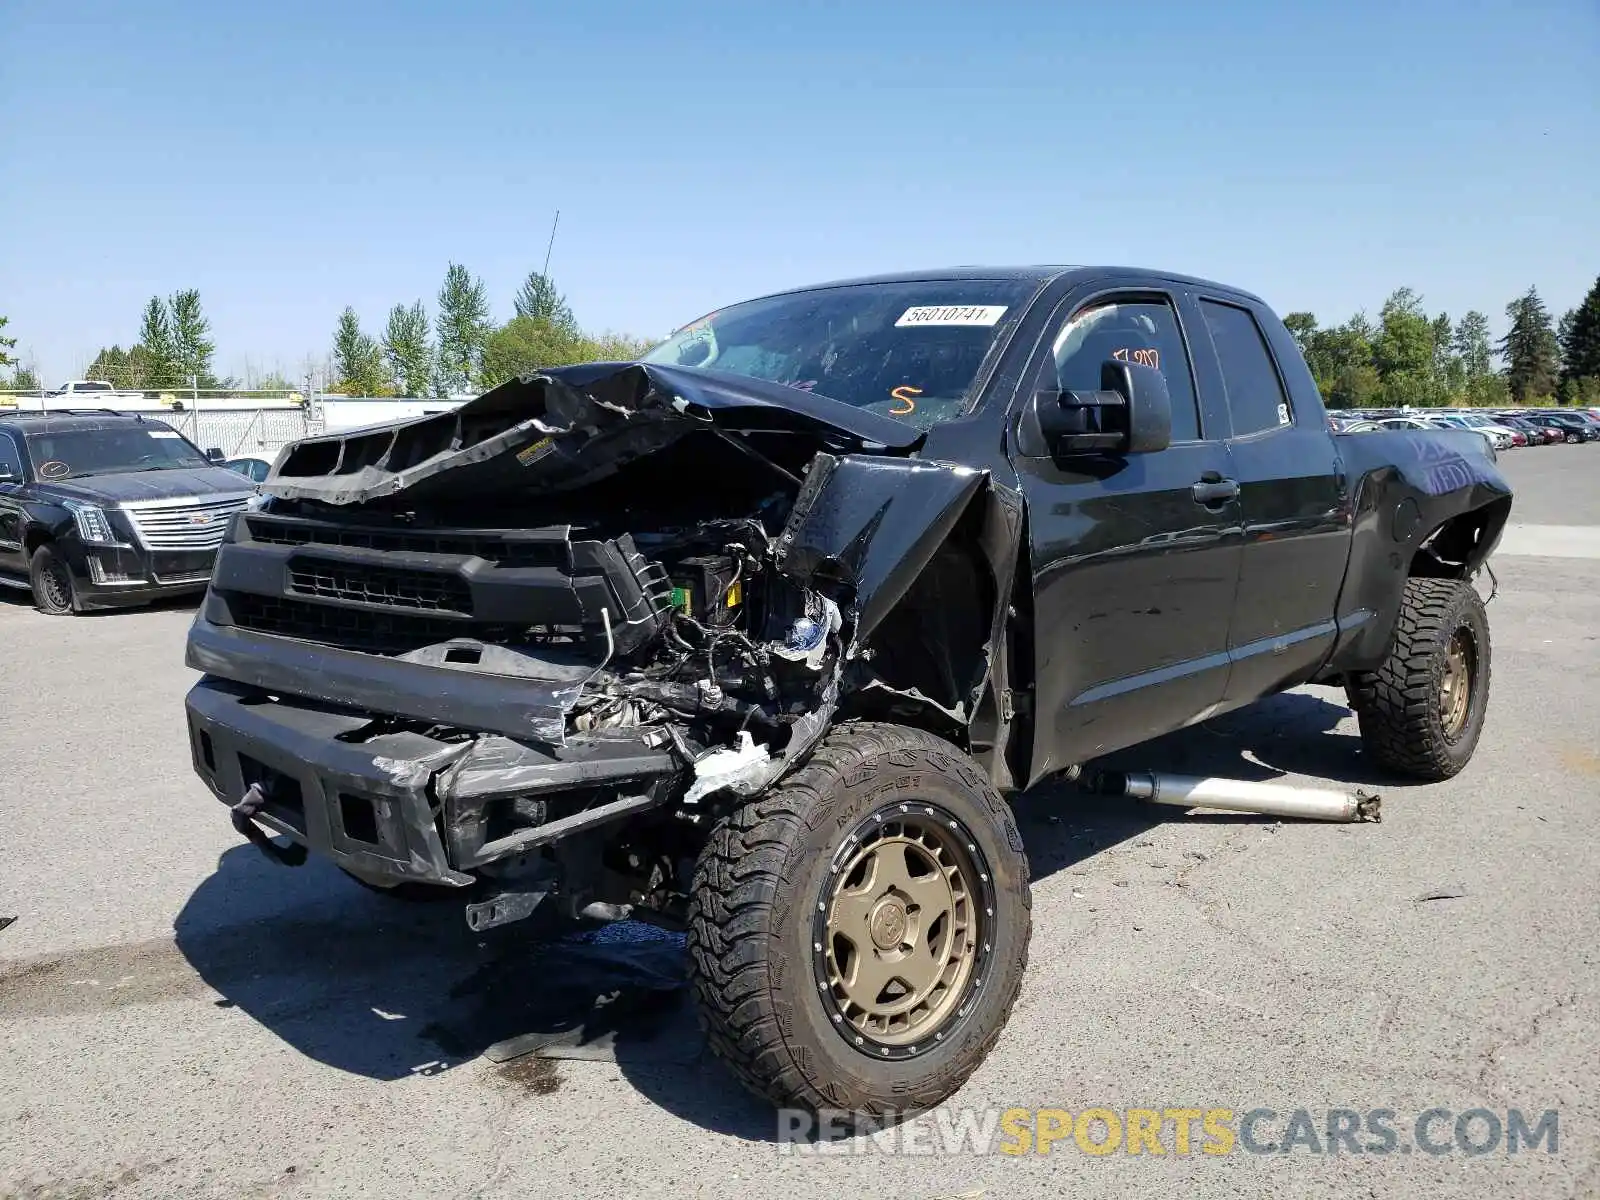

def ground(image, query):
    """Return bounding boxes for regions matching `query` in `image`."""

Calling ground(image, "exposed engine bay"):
[184,364,1013,928]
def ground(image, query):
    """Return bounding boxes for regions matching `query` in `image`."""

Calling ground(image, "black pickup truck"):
[0,410,256,612]
[182,267,1511,1116]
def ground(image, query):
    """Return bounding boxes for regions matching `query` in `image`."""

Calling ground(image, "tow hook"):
[230,783,309,866]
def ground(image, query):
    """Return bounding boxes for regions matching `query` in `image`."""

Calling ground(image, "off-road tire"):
[1348,577,1490,781]
[686,721,1031,1118]
[29,545,76,616]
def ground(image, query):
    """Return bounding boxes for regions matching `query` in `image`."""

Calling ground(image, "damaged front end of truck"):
[184,363,1010,930]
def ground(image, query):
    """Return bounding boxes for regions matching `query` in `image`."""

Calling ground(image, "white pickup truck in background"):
[50,379,148,401]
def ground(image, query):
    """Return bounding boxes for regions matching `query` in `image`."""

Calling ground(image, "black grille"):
[247,517,565,568]
[288,558,472,614]
[229,593,524,655]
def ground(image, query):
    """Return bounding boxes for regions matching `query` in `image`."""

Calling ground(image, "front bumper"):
[61,540,218,608]
[185,670,681,886]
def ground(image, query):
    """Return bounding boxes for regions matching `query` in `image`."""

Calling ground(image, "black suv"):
[0,410,256,613]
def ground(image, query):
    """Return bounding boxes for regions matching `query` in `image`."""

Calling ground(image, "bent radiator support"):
[1093,771,1382,823]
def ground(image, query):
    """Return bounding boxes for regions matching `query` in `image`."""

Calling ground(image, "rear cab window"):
[1199,299,1294,437]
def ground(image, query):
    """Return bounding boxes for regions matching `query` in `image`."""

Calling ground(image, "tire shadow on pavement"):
[171,845,789,1138]
[167,690,1395,1139]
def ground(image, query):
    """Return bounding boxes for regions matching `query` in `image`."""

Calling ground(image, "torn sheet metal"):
[268,363,921,507]
[775,453,988,641]
[436,733,677,803]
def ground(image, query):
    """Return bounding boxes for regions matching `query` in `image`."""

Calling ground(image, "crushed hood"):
[268,363,924,506]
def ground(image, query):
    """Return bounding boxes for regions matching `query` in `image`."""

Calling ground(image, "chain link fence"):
[158,407,321,458]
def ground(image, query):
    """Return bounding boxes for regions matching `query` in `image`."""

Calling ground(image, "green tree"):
[331,307,387,395]
[383,301,434,397]
[1373,288,1440,405]
[1557,275,1600,403]
[1498,287,1560,403]
[1431,313,1463,399]
[582,331,653,361]
[1282,311,1317,360]
[513,271,578,335]
[169,289,217,386]
[1304,315,1378,408]
[1452,311,1500,406]
[435,262,492,393]
[0,315,15,369]
[86,345,138,387]
[481,314,588,388]
[137,296,181,388]
[1452,311,1494,379]
[1327,362,1383,410]
[12,366,39,392]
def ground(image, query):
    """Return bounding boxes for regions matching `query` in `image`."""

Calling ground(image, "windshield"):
[24,424,212,480]
[642,279,1040,429]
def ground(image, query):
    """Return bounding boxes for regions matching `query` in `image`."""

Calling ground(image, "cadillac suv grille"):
[126,496,251,551]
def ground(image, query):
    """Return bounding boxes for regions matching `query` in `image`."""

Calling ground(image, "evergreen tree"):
[513,271,578,335]
[169,289,218,387]
[1452,311,1500,406]
[1452,311,1494,379]
[1498,287,1560,403]
[435,262,492,394]
[331,307,387,395]
[383,301,434,397]
[1431,313,1463,399]
[1558,275,1600,402]
[137,297,180,388]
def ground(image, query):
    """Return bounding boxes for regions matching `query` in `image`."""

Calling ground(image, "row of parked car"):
[1329,406,1600,450]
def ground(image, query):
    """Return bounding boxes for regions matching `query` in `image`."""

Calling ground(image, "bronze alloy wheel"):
[1440,627,1476,740]
[813,803,993,1060]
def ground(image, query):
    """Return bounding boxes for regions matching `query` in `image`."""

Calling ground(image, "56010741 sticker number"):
[895,305,1008,328]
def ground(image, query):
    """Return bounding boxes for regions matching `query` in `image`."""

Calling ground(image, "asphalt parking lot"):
[2,446,1597,1200]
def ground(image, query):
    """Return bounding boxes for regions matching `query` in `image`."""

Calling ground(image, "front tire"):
[29,545,77,615]
[1348,577,1491,780]
[686,722,1031,1118]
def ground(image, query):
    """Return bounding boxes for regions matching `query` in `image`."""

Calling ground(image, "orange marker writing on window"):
[890,385,922,415]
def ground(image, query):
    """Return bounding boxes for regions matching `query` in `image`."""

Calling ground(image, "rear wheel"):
[1348,577,1490,781]
[686,722,1031,1118]
[29,545,76,616]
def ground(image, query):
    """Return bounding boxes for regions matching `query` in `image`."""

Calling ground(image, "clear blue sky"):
[2,0,1596,384]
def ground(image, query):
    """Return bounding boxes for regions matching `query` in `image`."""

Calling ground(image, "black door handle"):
[1191,478,1239,505]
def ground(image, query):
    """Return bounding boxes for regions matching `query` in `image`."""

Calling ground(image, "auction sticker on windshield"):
[896,305,1008,327]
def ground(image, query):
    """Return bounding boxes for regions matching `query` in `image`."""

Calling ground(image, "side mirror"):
[1103,359,1173,454]
[1018,359,1173,456]
[205,447,225,462]
[0,464,16,482]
